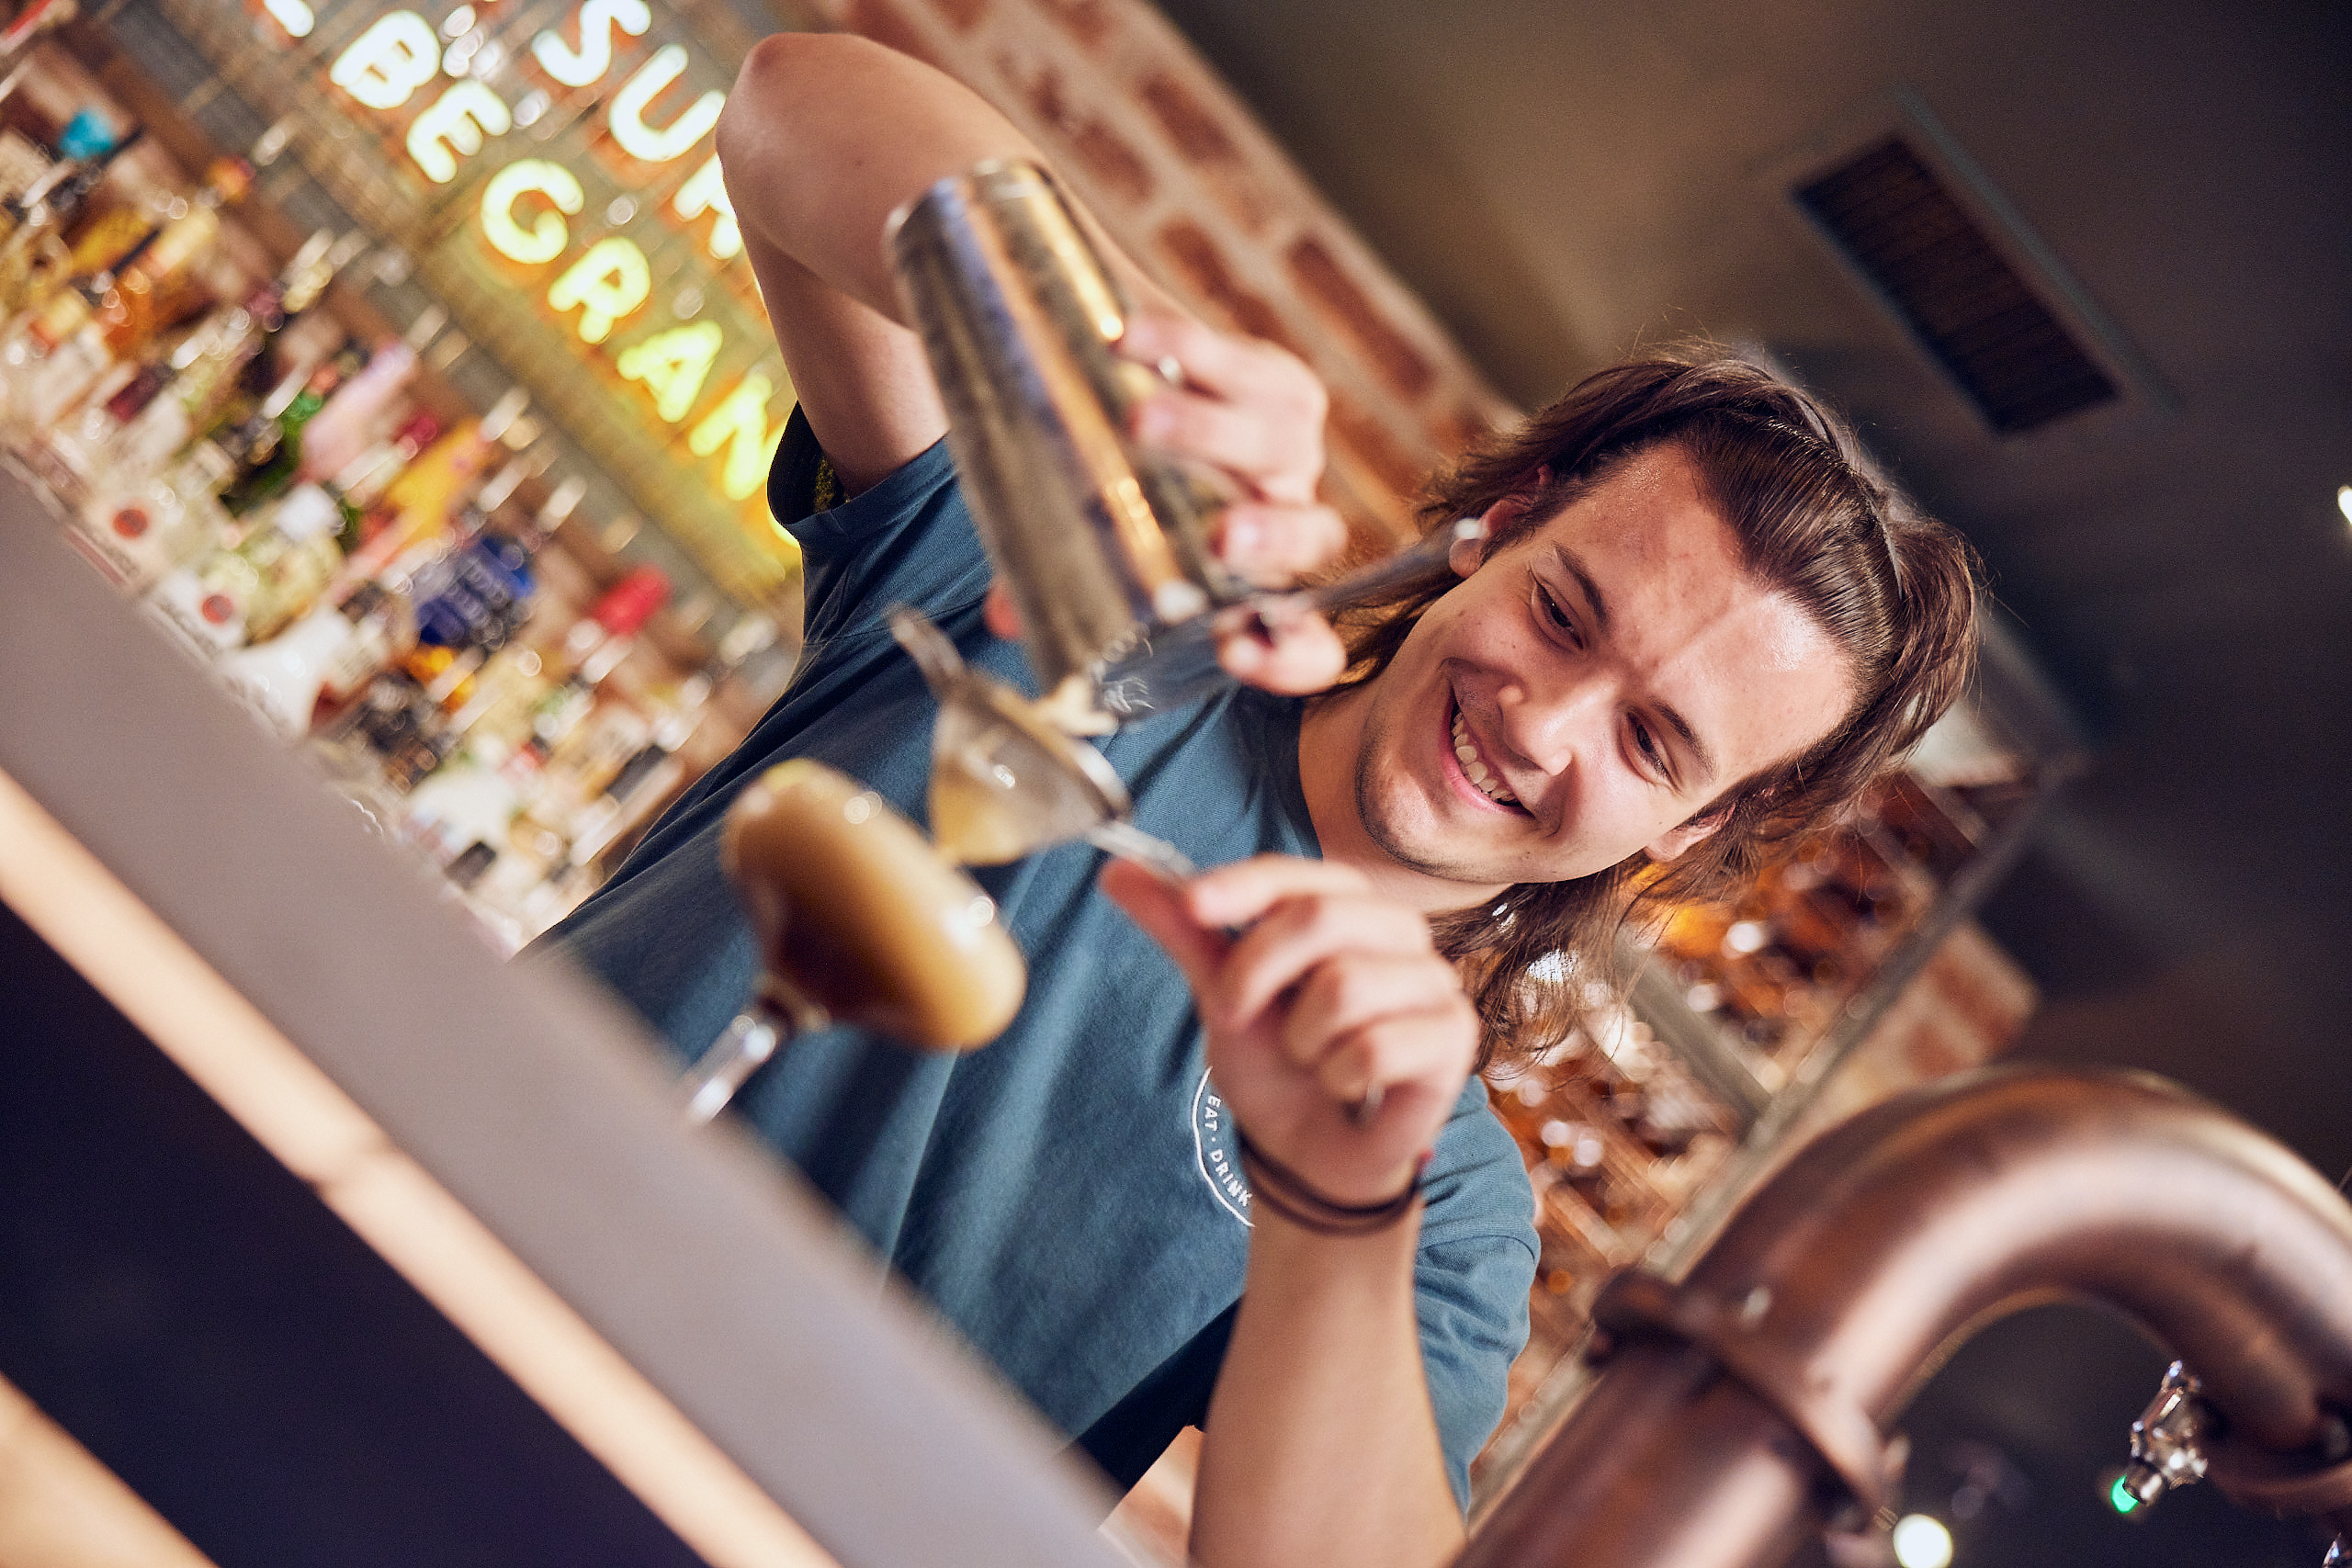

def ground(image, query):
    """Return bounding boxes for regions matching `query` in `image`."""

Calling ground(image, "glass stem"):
[679,978,824,1123]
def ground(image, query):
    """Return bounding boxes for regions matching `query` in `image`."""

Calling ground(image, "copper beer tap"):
[1464,1067,2352,1568]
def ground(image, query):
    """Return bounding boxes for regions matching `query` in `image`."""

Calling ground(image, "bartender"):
[542,30,1980,1568]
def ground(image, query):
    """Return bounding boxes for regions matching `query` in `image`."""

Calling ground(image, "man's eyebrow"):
[1549,544,1719,787]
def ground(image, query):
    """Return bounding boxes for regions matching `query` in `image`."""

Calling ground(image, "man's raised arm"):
[716,37,1478,1565]
[1105,855,1484,1568]
[717,33,1180,493]
[715,34,1351,691]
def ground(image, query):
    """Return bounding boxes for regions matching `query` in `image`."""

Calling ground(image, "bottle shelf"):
[0,20,792,954]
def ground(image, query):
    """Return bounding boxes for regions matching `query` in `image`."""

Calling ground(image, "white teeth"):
[1450,708,1519,807]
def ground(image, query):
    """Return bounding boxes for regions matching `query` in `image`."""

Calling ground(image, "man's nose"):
[1495,667,1618,776]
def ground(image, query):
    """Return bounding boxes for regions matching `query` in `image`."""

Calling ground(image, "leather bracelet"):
[1235,1123,1421,1235]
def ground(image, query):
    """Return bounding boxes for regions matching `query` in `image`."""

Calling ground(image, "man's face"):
[1308,445,1857,912]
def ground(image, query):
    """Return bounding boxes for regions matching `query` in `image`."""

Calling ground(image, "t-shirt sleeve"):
[1414,1085,1538,1512]
[766,402,837,527]
[1416,1228,1536,1511]
[766,404,991,649]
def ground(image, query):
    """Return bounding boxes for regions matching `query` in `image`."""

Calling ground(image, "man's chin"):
[1353,770,1623,899]
[1353,763,1496,886]
[1345,686,1532,896]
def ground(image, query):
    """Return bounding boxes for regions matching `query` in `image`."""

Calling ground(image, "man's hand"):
[1117,315,1329,518]
[1102,854,1478,1207]
[1124,314,1351,694]
[982,312,1351,695]
[1110,853,1476,1568]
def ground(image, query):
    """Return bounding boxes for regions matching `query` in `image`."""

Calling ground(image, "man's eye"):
[1629,716,1669,780]
[1536,584,1579,641]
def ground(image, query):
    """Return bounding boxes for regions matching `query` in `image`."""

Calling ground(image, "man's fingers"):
[1182,854,1372,930]
[1132,390,1322,506]
[1276,952,1467,1071]
[1215,502,1350,587]
[1117,312,1326,506]
[1120,313,1322,416]
[1308,1008,1476,1113]
[1216,607,1348,695]
[1208,893,1436,1026]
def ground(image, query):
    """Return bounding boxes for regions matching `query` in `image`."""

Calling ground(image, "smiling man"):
[1109,359,1974,1563]
[545,30,1980,1568]
[1283,364,1984,1077]
[1308,444,1856,904]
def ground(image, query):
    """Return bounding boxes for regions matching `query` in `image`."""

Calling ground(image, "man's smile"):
[1445,694,1527,814]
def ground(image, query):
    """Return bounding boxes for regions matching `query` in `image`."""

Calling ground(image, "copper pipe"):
[1463,1066,2352,1568]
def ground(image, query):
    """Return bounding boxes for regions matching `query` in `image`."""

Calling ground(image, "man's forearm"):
[716,32,1187,491]
[1191,1203,1464,1568]
[718,33,1033,320]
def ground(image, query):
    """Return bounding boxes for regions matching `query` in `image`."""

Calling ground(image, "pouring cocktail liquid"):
[883,156,1479,874]
[684,155,1472,1122]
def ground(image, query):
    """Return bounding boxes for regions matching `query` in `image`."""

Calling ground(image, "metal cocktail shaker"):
[886,158,1244,732]
[881,158,1470,869]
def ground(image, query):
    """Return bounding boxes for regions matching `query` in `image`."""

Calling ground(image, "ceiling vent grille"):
[1795,136,2119,434]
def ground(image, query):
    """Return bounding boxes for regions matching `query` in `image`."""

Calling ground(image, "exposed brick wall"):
[840,0,934,65]
[1033,0,1113,51]
[1285,235,1436,403]
[1007,59,1156,207]
[796,0,1515,547]
[924,0,989,34]
[1154,218,1297,354]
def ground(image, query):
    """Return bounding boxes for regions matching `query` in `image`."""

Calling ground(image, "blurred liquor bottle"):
[220,577,418,739]
[143,481,345,656]
[60,435,232,592]
[0,118,141,310]
[57,155,249,292]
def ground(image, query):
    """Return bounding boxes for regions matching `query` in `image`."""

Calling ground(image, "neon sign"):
[316,1,763,431]
[225,0,795,605]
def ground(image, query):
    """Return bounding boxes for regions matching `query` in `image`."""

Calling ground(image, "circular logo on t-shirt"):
[1192,1070,1252,1227]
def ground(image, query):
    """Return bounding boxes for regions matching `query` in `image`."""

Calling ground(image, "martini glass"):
[680,759,1027,1123]
[888,606,1148,870]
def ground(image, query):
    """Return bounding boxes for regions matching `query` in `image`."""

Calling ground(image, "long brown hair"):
[1327,350,1982,1072]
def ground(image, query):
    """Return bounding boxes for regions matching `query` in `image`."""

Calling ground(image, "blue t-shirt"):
[541,414,1536,1506]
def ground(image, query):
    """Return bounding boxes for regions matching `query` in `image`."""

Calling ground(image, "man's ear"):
[1644,811,1724,863]
[1454,483,1545,577]
[1454,467,1558,577]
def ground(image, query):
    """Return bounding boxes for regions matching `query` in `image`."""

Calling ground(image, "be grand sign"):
[180,0,800,605]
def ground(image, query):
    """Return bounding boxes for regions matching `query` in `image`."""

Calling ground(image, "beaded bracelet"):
[1235,1124,1421,1236]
